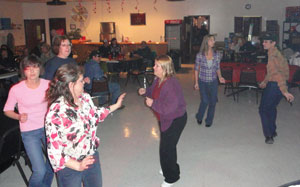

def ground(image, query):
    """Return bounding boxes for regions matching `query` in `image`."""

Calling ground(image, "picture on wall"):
[70,24,76,30]
[130,13,146,25]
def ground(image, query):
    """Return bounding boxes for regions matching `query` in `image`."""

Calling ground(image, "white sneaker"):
[161,181,174,187]
[159,169,163,175]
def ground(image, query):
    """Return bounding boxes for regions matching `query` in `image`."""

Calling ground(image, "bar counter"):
[71,40,168,63]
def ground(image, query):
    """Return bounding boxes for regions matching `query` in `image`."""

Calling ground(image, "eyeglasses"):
[60,43,72,47]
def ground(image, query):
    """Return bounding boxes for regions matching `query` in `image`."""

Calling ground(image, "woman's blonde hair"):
[199,34,215,55]
[155,55,175,83]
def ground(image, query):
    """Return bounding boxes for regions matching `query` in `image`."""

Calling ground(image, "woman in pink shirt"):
[3,56,54,187]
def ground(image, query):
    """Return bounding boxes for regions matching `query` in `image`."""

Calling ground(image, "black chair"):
[90,77,111,106]
[289,69,300,91]
[106,62,120,82]
[0,113,30,186]
[237,67,261,104]
[125,58,149,87]
[221,66,236,101]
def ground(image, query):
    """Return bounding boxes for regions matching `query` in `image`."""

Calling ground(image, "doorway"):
[49,18,66,45]
[182,15,210,63]
[24,19,46,52]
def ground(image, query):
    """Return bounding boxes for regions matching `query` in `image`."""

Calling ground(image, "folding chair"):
[221,66,236,101]
[237,66,261,104]
[90,77,111,106]
[0,115,30,186]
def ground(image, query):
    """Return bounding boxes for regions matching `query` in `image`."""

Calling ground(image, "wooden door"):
[24,19,46,52]
[49,18,66,44]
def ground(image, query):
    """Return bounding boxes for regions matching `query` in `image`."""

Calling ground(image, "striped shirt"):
[195,51,221,82]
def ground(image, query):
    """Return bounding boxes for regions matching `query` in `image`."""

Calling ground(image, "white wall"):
[0,2,25,46]
[2,0,300,46]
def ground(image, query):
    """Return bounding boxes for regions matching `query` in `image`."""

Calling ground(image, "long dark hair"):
[46,63,83,108]
[199,34,215,56]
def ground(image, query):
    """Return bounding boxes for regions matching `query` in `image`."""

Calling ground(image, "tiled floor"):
[1,64,300,187]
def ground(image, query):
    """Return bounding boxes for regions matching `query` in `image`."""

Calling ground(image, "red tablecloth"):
[220,62,300,83]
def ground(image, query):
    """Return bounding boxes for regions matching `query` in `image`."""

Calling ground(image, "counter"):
[71,40,168,63]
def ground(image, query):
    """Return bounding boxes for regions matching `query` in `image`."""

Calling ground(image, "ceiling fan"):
[47,0,66,6]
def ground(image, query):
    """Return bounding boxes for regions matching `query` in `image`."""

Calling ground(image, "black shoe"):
[272,132,278,138]
[205,123,212,127]
[197,120,202,125]
[265,137,274,144]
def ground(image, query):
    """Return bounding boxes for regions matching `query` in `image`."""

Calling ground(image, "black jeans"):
[159,112,187,183]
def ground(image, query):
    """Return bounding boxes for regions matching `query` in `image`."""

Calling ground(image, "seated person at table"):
[99,39,110,58]
[1,44,14,59]
[109,38,121,58]
[0,48,15,69]
[84,50,122,105]
[133,41,154,67]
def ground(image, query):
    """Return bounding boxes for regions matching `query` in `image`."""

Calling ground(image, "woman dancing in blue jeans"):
[194,35,225,127]
[4,56,54,187]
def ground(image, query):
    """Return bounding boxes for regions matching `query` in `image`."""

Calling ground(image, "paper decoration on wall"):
[135,0,140,12]
[121,0,125,12]
[106,0,111,13]
[72,5,88,23]
[153,0,158,11]
[93,0,96,13]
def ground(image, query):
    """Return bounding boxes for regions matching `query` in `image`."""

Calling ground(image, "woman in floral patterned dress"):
[45,63,125,187]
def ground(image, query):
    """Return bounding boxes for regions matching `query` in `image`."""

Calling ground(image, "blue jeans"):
[259,82,283,138]
[196,80,218,125]
[21,128,54,187]
[57,151,102,187]
[96,82,120,104]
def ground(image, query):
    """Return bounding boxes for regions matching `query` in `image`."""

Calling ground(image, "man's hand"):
[283,92,294,103]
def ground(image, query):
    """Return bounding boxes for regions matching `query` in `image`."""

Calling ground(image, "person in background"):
[138,55,187,187]
[3,56,54,187]
[38,43,55,68]
[43,35,76,80]
[45,63,125,187]
[84,50,122,106]
[259,33,294,144]
[0,48,15,68]
[1,44,14,58]
[30,41,42,58]
[133,41,154,67]
[109,38,121,58]
[99,39,110,58]
[194,34,225,127]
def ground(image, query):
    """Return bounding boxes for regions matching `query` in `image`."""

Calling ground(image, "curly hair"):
[46,63,83,108]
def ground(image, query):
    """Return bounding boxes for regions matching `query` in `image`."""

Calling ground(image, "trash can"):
[168,50,181,72]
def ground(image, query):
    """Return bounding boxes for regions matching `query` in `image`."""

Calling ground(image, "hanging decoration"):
[135,0,140,12]
[78,0,82,7]
[93,0,96,14]
[153,0,158,11]
[121,0,125,12]
[106,0,111,13]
